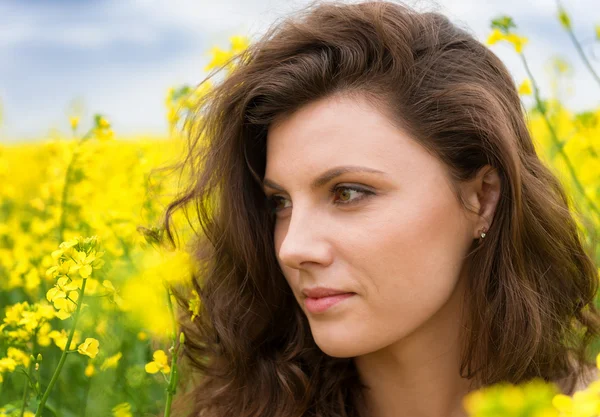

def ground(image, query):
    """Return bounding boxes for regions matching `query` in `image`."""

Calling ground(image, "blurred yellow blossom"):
[100,352,122,371]
[49,329,81,351]
[189,289,200,321]
[205,46,232,72]
[0,357,17,373]
[84,363,95,377]
[486,26,528,53]
[230,35,250,53]
[112,402,133,417]
[505,33,528,53]
[486,28,505,45]
[519,79,533,95]
[7,347,30,368]
[77,338,100,358]
[69,116,79,131]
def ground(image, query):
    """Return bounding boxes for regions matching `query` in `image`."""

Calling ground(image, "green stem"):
[164,287,180,417]
[57,129,94,243]
[80,376,91,417]
[35,278,88,417]
[557,0,600,87]
[19,330,40,416]
[19,361,34,417]
[519,52,600,219]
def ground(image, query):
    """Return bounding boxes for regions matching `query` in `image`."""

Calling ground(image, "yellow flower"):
[486,28,505,46]
[49,329,81,351]
[77,338,100,358]
[204,46,233,72]
[98,116,110,129]
[69,116,79,130]
[144,349,171,374]
[112,402,132,417]
[137,331,148,341]
[505,33,528,53]
[7,348,30,368]
[100,352,122,371]
[230,35,250,53]
[0,357,17,373]
[518,79,532,95]
[84,363,95,377]
[552,393,572,412]
[571,389,600,416]
[189,289,200,321]
[596,24,600,40]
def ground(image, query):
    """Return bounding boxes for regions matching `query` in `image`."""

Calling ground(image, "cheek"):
[347,190,470,332]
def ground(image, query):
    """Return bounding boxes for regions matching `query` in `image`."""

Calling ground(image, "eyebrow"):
[262,165,387,192]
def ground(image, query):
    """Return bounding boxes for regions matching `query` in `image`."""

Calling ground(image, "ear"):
[461,165,501,239]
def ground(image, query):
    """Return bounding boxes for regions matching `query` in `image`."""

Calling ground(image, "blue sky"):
[1,0,599,142]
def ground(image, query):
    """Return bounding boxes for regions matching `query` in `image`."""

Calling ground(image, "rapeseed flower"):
[189,289,200,321]
[145,350,170,374]
[85,363,95,377]
[0,301,56,344]
[112,402,133,417]
[487,15,528,53]
[519,79,533,95]
[77,338,100,358]
[49,328,81,351]
[7,347,30,368]
[69,116,79,131]
[100,352,122,371]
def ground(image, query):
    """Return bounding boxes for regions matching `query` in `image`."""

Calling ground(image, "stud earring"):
[478,228,487,244]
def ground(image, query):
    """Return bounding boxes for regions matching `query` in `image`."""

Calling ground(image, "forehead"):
[265,94,419,176]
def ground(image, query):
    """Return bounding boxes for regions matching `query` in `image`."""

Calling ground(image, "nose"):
[276,205,332,270]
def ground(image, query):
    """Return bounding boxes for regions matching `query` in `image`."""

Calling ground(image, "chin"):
[310,326,373,358]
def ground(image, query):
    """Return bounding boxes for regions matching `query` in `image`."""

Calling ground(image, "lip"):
[302,287,356,314]
[302,287,354,298]
[304,293,355,313]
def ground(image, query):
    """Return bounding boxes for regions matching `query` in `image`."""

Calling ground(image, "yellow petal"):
[84,363,95,377]
[518,79,532,95]
[145,362,159,374]
[153,349,168,365]
[552,394,572,412]
[77,338,100,358]
[79,264,92,278]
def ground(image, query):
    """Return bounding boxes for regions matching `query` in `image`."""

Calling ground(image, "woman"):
[162,1,600,416]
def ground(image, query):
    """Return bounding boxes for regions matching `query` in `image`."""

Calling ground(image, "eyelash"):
[266,185,374,215]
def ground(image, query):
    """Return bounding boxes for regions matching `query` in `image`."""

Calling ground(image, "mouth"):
[303,293,355,314]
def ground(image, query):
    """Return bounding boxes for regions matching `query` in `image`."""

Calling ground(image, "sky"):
[0,0,599,142]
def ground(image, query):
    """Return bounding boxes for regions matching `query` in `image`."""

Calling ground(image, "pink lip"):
[304,293,355,313]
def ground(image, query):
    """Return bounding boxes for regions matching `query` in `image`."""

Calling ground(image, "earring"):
[478,228,487,244]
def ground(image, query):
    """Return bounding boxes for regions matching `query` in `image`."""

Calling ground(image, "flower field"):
[1,9,600,417]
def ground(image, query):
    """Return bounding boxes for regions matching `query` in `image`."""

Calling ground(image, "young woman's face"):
[263,93,477,358]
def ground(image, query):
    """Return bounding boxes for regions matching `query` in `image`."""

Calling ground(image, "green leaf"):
[491,15,517,34]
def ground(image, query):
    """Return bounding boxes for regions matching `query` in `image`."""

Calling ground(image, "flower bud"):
[179,332,185,344]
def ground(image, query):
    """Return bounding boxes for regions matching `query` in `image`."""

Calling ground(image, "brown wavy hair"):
[158,1,600,416]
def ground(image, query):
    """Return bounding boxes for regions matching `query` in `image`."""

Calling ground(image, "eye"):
[265,185,374,215]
